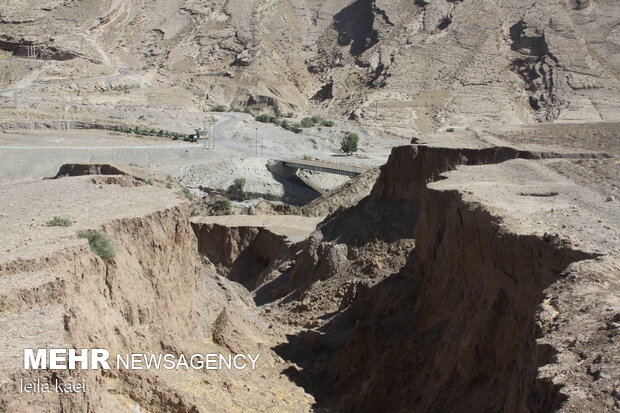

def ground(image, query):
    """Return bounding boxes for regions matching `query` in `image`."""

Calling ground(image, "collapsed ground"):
[0,123,618,413]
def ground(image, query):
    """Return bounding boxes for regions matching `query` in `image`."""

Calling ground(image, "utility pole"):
[13,91,17,109]
[210,116,216,150]
[202,120,207,150]
[251,9,259,58]
[255,128,258,156]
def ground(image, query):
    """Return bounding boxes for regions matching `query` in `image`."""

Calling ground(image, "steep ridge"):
[263,136,618,412]
[1,0,618,131]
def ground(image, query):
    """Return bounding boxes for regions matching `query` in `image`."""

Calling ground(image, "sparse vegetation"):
[145,178,153,186]
[341,132,359,155]
[300,117,316,128]
[303,155,313,161]
[212,105,227,112]
[209,197,232,214]
[77,230,116,260]
[106,124,189,141]
[252,110,332,135]
[255,113,272,123]
[109,84,135,93]
[233,178,246,190]
[166,182,173,189]
[45,216,73,227]
[230,178,249,200]
[180,185,193,200]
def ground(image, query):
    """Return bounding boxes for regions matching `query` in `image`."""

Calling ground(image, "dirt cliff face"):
[330,185,594,413]
[258,139,619,413]
[0,177,314,412]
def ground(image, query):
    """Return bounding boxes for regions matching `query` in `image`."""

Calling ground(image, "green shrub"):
[291,127,303,134]
[300,117,316,128]
[180,185,193,200]
[209,197,232,213]
[145,178,153,185]
[341,132,359,155]
[212,105,227,112]
[233,178,246,191]
[281,120,291,130]
[110,85,133,93]
[311,116,322,123]
[286,112,294,118]
[255,114,271,123]
[447,128,455,132]
[231,178,249,200]
[77,230,116,260]
[166,182,173,189]
[46,216,73,227]
[321,120,335,127]
[243,107,252,114]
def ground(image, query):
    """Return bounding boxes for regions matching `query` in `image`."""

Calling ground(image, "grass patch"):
[46,216,73,227]
[77,230,116,260]
[180,185,193,200]
[109,85,135,93]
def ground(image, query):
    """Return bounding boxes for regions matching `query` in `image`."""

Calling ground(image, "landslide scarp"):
[0,174,315,413]
[259,133,619,413]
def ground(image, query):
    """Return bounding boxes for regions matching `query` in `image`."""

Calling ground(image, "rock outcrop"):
[1,0,619,133]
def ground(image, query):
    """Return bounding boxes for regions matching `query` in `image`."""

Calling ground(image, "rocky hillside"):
[2,0,619,136]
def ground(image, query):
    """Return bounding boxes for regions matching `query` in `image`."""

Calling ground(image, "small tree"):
[341,132,359,155]
[230,178,248,200]
[233,178,246,192]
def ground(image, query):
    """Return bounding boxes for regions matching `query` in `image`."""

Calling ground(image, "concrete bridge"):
[281,159,368,177]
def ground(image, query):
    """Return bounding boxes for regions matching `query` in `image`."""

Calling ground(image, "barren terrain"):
[0,0,619,412]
